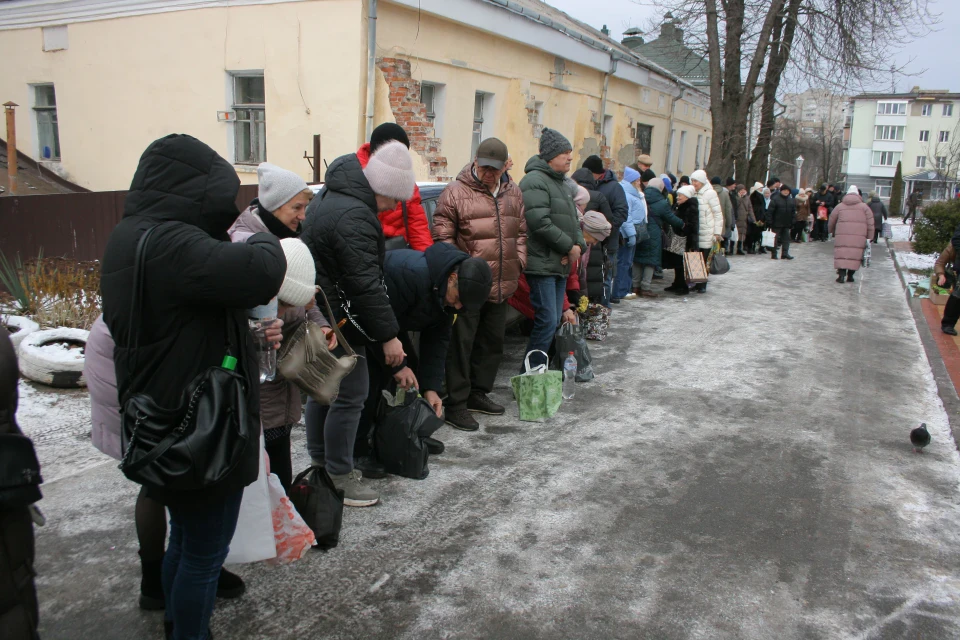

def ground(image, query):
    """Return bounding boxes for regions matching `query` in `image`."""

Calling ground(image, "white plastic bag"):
[730,226,739,242]
[266,471,316,564]
[761,230,777,248]
[225,436,277,564]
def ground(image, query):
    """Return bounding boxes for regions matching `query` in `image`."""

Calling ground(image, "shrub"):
[0,253,101,329]
[912,199,960,255]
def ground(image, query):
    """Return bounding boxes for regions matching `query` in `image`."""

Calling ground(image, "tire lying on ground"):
[4,315,40,349]
[18,328,89,388]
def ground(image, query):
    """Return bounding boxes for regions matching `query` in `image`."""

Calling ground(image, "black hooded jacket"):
[100,135,285,502]
[594,169,629,233]
[301,154,399,345]
[383,243,467,392]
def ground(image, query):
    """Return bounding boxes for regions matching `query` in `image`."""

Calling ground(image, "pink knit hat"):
[363,140,415,201]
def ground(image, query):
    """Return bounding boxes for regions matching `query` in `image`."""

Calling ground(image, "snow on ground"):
[898,251,938,272]
[16,379,109,483]
[890,217,913,242]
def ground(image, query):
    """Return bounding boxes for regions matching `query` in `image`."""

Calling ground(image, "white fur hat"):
[690,169,709,185]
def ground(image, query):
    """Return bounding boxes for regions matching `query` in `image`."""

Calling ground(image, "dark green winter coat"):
[519,155,585,277]
[634,186,684,269]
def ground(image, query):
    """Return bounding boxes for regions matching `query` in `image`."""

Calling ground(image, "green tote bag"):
[511,350,563,422]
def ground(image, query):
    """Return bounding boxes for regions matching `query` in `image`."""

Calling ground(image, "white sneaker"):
[623,292,639,300]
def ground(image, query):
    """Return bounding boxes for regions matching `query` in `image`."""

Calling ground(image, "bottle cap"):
[221,355,238,371]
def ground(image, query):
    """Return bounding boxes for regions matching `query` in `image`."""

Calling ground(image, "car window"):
[422,198,438,229]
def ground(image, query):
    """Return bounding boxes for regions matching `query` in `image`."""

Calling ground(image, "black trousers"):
[944,294,960,329]
[354,331,419,459]
[445,300,507,411]
[791,222,806,242]
[813,219,829,241]
[774,227,791,256]
[872,229,880,243]
[264,431,292,493]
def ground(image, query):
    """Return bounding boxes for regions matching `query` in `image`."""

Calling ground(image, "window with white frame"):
[872,151,901,166]
[940,130,950,143]
[937,156,948,170]
[921,104,933,117]
[917,155,927,168]
[919,130,930,142]
[700,110,705,122]
[877,102,907,115]
[32,84,60,160]
[677,130,687,173]
[658,94,665,110]
[944,103,954,117]
[694,134,702,169]
[642,88,650,104]
[231,73,265,164]
[471,92,486,158]
[874,125,904,140]
[875,179,893,198]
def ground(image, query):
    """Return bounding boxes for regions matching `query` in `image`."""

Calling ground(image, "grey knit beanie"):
[539,128,573,162]
[363,140,416,201]
[257,163,309,212]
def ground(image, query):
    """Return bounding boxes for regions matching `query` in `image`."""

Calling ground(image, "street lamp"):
[796,155,804,189]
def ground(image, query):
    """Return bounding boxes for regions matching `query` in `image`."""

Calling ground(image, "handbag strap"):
[123,224,163,404]
[315,287,355,357]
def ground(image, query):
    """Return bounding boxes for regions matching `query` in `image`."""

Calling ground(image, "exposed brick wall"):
[378,58,450,181]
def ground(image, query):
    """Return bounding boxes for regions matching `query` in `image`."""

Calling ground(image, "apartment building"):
[843,87,959,204]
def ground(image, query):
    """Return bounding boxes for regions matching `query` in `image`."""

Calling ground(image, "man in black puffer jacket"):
[581,156,628,304]
[766,184,798,260]
[354,244,492,464]
[300,141,415,506]
[100,134,286,638]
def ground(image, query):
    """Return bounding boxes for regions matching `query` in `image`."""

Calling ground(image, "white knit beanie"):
[277,238,316,307]
[690,170,709,185]
[677,185,696,199]
[363,141,415,202]
[257,163,309,212]
[847,185,859,195]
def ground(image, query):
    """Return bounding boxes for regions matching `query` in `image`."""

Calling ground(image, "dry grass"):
[0,255,101,330]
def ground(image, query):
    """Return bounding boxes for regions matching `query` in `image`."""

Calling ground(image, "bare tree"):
[632,0,937,183]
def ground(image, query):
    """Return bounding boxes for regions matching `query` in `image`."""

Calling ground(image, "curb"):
[888,238,960,450]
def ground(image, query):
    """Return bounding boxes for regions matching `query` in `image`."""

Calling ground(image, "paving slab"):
[22,240,960,640]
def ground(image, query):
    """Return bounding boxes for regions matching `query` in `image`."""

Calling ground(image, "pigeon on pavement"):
[910,423,931,453]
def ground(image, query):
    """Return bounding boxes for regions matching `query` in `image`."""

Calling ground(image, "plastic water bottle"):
[562,351,577,400]
[248,297,278,383]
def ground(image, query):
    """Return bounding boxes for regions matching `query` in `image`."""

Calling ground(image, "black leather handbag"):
[118,225,257,494]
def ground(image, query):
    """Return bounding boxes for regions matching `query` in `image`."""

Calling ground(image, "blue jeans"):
[524,275,566,370]
[162,488,244,640]
[305,348,369,476]
[614,242,637,298]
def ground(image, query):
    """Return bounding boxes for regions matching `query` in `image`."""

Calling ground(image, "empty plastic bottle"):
[248,297,278,383]
[562,351,577,400]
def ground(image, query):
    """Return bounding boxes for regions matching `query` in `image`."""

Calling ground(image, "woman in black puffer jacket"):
[663,185,701,295]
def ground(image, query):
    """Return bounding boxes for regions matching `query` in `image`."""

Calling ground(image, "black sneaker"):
[611,297,621,304]
[943,326,958,336]
[216,568,245,599]
[467,392,505,415]
[445,407,480,431]
[354,456,388,479]
[424,437,445,455]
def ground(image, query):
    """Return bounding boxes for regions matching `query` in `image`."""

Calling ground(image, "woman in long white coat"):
[690,170,724,292]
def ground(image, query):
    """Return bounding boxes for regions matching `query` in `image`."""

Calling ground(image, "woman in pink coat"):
[828,186,874,283]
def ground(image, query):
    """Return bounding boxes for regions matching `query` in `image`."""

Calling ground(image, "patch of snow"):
[35,341,85,362]
[897,252,937,272]
[890,220,913,242]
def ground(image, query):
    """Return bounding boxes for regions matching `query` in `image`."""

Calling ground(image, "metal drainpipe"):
[599,55,618,151]
[664,88,684,173]
[365,0,378,141]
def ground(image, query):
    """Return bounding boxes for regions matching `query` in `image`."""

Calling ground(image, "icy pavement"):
[28,240,960,639]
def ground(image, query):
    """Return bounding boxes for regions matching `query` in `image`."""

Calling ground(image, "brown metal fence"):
[0,185,259,262]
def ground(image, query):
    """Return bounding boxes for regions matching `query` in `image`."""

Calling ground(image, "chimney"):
[621,26,644,49]
[601,24,610,36]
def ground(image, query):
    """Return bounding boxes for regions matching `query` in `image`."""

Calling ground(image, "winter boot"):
[836,269,846,283]
[138,551,165,611]
[736,241,746,256]
[846,271,855,283]
[216,568,245,599]
[467,392,505,415]
[329,470,380,507]
[771,250,779,259]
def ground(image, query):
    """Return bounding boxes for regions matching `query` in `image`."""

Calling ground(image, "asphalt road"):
[25,240,960,639]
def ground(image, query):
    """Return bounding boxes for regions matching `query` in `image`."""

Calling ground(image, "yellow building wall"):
[375,3,712,180]
[0,0,365,191]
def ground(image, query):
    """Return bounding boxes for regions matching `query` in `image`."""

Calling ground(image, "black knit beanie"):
[582,155,604,174]
[370,123,410,153]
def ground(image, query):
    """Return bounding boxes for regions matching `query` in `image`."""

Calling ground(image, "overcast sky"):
[546,0,960,94]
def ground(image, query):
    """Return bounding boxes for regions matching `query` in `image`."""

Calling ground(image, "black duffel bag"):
[289,466,344,550]
[118,225,258,495]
